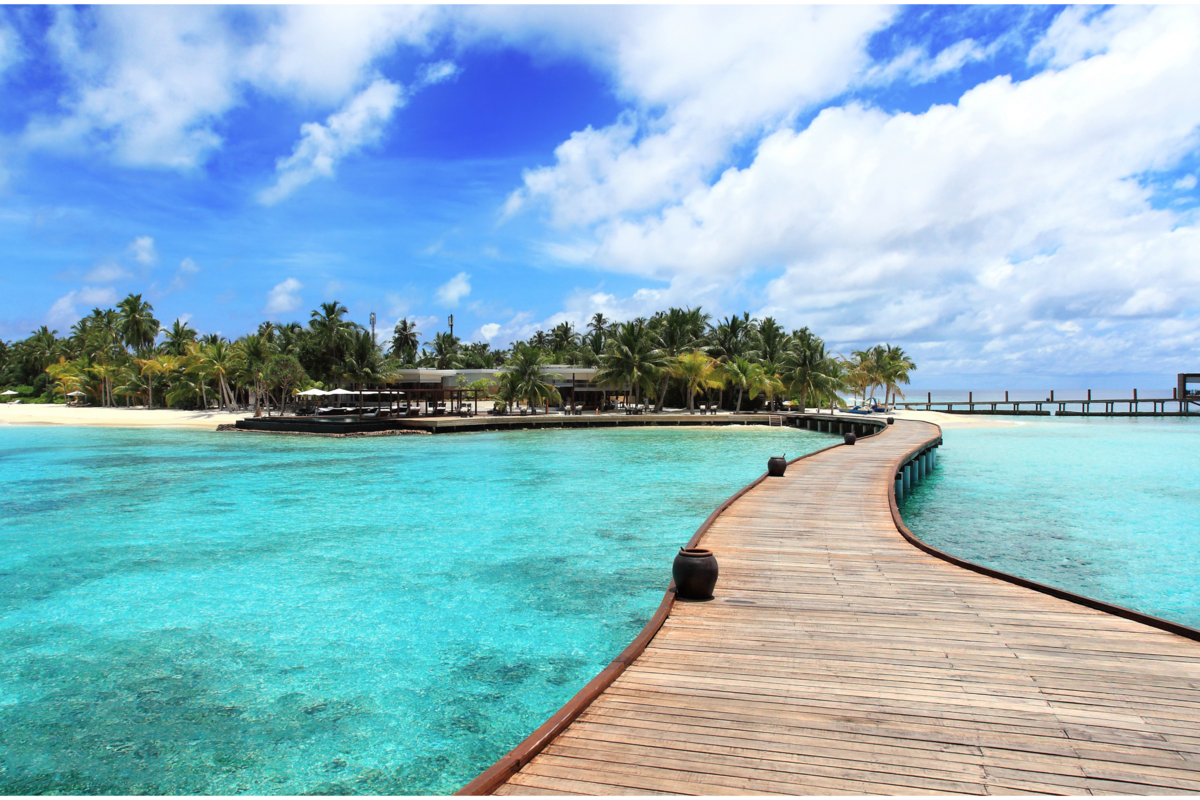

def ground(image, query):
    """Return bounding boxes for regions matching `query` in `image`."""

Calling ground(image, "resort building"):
[393,365,605,408]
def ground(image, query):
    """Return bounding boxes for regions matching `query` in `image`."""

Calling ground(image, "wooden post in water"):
[1005,390,1009,402]
[1050,389,1055,402]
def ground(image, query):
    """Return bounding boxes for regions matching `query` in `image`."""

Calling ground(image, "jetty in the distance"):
[461,418,1200,796]
[893,372,1200,417]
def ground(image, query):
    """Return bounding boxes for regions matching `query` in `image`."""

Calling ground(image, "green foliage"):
[4,295,913,415]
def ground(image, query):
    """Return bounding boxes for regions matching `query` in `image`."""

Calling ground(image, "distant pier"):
[895,373,1200,416]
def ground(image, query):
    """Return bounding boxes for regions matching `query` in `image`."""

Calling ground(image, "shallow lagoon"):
[0,424,825,794]
[902,416,1200,629]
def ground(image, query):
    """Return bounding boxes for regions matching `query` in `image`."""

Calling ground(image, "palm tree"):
[424,331,462,370]
[755,317,791,364]
[720,357,773,413]
[199,340,237,410]
[163,319,197,356]
[587,312,609,347]
[505,343,559,413]
[134,356,166,408]
[117,294,160,355]
[529,329,551,351]
[594,320,668,409]
[707,313,757,408]
[880,344,916,407]
[781,329,845,411]
[391,318,422,364]
[274,322,306,356]
[672,350,720,414]
[342,330,385,416]
[549,321,579,355]
[462,341,497,369]
[309,301,353,383]
[45,357,85,401]
[651,307,705,411]
[236,334,276,416]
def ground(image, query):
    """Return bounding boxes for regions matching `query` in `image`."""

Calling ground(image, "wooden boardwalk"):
[490,420,1200,796]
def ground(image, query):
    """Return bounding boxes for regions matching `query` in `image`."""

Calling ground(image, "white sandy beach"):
[0,402,1025,432]
[0,403,255,430]
[887,408,1030,429]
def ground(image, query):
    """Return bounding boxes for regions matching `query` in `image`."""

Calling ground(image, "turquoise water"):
[902,417,1200,629]
[0,424,826,795]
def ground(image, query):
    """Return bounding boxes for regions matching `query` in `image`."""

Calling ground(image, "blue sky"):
[1,5,1199,388]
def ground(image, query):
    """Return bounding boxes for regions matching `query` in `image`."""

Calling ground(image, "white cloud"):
[24,6,441,169]
[435,272,471,306]
[496,6,894,227]
[259,78,404,204]
[165,257,200,293]
[130,235,156,265]
[264,277,303,315]
[1176,174,1198,190]
[478,322,501,340]
[529,5,1200,378]
[84,260,129,282]
[415,59,460,88]
[0,15,24,77]
[865,38,997,87]
[47,286,118,327]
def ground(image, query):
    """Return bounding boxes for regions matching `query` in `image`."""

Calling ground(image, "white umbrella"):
[66,391,87,396]
[296,388,328,396]
[326,388,355,396]
[1,390,17,396]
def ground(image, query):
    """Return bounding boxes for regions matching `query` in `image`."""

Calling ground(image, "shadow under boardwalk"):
[492,420,1200,796]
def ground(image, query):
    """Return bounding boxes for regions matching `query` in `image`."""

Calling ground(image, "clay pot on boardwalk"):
[844,431,856,446]
[887,416,894,425]
[767,455,787,477]
[673,548,718,600]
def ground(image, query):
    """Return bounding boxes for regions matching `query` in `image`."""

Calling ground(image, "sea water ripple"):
[0,424,825,795]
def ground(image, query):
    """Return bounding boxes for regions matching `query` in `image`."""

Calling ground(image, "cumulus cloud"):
[478,322,501,340]
[47,285,118,327]
[84,260,129,282]
[1176,174,1198,190]
[435,272,471,306]
[499,6,895,226]
[529,5,1200,378]
[24,6,441,169]
[129,235,156,265]
[178,257,200,274]
[259,78,404,204]
[264,277,303,315]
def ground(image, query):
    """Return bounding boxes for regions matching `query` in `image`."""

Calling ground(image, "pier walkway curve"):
[470,418,1200,795]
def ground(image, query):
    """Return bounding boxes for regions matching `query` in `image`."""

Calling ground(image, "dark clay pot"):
[844,431,856,446]
[767,455,787,477]
[886,416,894,425]
[673,547,718,600]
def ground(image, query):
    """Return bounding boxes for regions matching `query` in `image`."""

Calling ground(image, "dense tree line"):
[0,294,914,414]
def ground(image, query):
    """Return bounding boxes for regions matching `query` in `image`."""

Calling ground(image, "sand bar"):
[0,402,1037,433]
[0,403,254,430]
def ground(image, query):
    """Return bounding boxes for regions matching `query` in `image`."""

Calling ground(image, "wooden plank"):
[487,419,1200,796]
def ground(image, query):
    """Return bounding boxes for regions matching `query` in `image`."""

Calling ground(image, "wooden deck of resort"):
[489,419,1200,795]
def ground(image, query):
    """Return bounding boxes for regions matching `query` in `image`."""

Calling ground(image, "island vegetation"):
[0,294,914,413]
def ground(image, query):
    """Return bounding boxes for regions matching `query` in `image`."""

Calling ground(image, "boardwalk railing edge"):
[455,415,880,795]
[888,421,1200,644]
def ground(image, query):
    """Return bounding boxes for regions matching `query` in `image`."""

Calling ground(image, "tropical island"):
[1,293,915,419]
